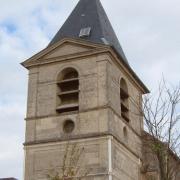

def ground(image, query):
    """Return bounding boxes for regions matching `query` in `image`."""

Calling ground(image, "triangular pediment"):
[43,41,93,59]
[21,38,106,68]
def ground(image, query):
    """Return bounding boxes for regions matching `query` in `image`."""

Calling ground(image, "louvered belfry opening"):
[120,78,129,122]
[56,68,79,114]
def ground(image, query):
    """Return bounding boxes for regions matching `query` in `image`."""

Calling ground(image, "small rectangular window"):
[79,27,91,37]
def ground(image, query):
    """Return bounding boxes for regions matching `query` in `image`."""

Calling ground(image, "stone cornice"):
[25,105,142,138]
[24,132,141,160]
[21,38,149,93]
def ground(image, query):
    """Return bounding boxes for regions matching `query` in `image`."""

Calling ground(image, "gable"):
[21,38,149,94]
[21,38,106,68]
[43,42,93,59]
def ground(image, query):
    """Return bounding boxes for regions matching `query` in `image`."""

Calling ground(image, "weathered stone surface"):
[112,139,140,180]
[24,40,145,180]
[24,138,109,180]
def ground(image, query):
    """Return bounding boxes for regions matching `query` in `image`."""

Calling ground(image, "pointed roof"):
[49,0,128,63]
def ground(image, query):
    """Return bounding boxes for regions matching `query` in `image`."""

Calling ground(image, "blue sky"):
[0,0,180,179]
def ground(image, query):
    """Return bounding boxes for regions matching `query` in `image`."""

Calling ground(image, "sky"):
[0,0,180,179]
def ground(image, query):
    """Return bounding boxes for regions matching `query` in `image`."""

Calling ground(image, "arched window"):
[120,78,129,122]
[56,68,79,114]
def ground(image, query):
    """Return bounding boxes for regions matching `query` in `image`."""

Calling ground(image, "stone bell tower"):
[22,0,149,180]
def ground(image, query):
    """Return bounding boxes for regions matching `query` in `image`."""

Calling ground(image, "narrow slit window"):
[120,78,129,122]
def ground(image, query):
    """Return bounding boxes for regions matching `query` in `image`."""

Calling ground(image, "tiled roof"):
[49,0,128,64]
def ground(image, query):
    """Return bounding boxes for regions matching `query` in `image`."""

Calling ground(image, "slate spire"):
[49,0,128,63]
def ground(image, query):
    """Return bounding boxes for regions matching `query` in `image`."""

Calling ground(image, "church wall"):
[25,119,36,143]
[108,108,142,157]
[27,53,109,118]
[104,57,143,158]
[107,58,143,136]
[27,67,39,118]
[141,136,180,180]
[25,108,108,143]
[25,52,110,143]
[25,49,143,157]
[24,43,145,180]
[112,138,141,180]
[24,137,109,180]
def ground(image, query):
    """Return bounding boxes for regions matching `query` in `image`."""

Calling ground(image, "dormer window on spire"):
[48,0,128,64]
[79,27,91,37]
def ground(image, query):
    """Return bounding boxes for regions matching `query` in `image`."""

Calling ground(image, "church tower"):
[22,0,149,180]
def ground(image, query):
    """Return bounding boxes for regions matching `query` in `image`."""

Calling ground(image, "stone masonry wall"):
[112,138,141,180]
[24,42,144,180]
[24,137,109,180]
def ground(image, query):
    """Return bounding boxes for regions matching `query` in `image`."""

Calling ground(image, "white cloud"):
[0,0,180,179]
[0,103,25,179]
[102,0,180,88]
[0,135,24,179]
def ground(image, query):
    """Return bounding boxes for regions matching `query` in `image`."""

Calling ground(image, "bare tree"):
[140,80,180,180]
[47,142,91,180]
